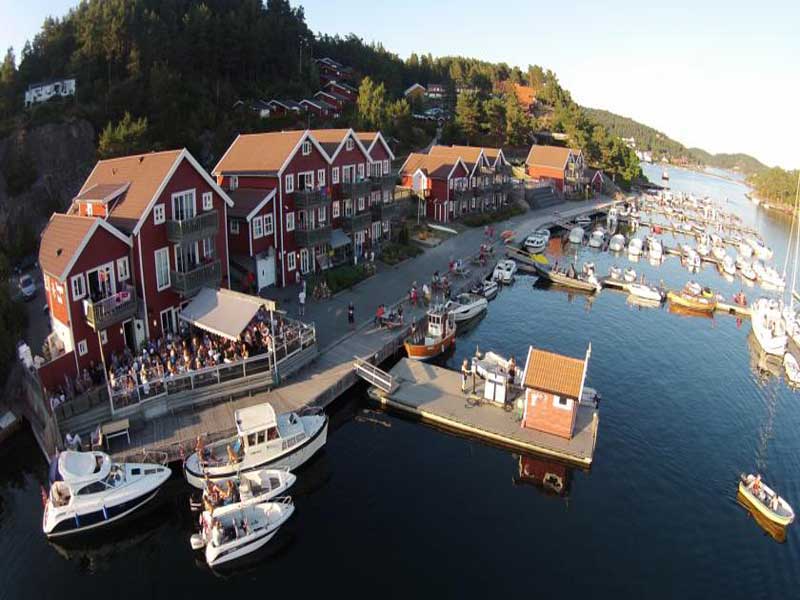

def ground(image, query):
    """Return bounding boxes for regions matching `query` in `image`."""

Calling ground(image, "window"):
[117,257,130,281]
[357,163,365,179]
[202,237,215,259]
[553,395,572,411]
[286,252,296,271]
[202,191,213,211]
[346,138,354,151]
[383,159,390,174]
[154,247,171,291]
[160,307,175,334]
[70,274,86,301]
[332,167,339,184]
[171,189,196,221]
[253,216,264,239]
[358,197,365,211]
[345,199,353,217]
[264,214,274,235]
[383,190,391,203]
[100,330,108,344]
[449,179,454,189]
[332,201,340,218]
[86,203,94,216]
[153,204,166,225]
[317,169,326,188]
[302,141,312,156]
[230,219,240,234]
[343,165,352,183]
[371,191,380,206]
[318,206,327,223]
[229,175,239,191]
[285,174,294,193]
[286,212,295,231]
[77,339,88,356]
[298,171,313,190]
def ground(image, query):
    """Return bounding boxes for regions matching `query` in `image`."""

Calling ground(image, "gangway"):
[353,356,398,394]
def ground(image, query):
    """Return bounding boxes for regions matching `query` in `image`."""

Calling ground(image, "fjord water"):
[2,164,799,598]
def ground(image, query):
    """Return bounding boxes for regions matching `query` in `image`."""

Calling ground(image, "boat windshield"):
[103,464,127,488]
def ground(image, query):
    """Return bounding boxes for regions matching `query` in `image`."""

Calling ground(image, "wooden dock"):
[369,359,598,467]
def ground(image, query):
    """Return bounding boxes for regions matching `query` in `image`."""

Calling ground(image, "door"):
[354,231,365,257]
[256,255,276,290]
[122,319,136,352]
[299,248,310,274]
[86,263,115,301]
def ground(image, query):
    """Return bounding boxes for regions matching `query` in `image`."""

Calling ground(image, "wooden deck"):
[371,359,598,467]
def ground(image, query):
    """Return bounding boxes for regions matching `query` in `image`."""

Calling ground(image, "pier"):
[366,359,598,467]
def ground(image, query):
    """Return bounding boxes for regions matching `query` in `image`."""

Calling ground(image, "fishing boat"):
[608,233,626,252]
[493,259,517,283]
[627,237,643,257]
[531,261,601,293]
[628,283,666,303]
[667,283,717,313]
[623,267,637,283]
[183,403,328,489]
[404,306,456,361]
[190,468,296,513]
[588,229,605,248]
[568,226,585,245]
[784,353,800,385]
[471,278,498,300]
[445,293,488,322]
[523,230,549,254]
[738,474,794,527]
[193,498,295,567]
[750,298,787,356]
[43,451,171,538]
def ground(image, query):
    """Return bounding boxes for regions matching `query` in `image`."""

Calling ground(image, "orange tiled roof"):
[400,152,461,179]
[523,347,585,399]
[525,145,573,170]
[39,214,99,279]
[308,128,352,159]
[429,145,482,172]
[213,130,306,176]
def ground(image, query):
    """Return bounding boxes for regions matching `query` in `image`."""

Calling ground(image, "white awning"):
[178,288,276,342]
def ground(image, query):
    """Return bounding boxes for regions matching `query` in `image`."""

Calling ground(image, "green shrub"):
[462,204,526,227]
[310,263,376,294]
[381,242,422,265]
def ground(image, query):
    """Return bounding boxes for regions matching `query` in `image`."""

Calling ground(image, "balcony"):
[341,211,372,233]
[294,224,332,247]
[170,260,221,296]
[293,189,330,211]
[166,210,219,244]
[85,286,139,331]
[369,174,397,191]
[372,196,411,222]
[340,179,371,199]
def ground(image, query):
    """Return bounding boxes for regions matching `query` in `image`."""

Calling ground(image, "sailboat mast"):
[790,171,800,308]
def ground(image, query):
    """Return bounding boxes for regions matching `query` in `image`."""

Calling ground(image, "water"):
[3,165,800,598]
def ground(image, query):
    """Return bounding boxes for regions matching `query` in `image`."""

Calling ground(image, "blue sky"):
[3,0,798,168]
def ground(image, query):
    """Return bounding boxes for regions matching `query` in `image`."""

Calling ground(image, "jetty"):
[365,358,598,467]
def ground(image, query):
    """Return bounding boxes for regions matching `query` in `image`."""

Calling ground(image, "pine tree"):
[455,91,481,144]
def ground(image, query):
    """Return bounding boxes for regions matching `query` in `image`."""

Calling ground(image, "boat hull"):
[738,482,794,527]
[404,331,456,361]
[666,291,716,314]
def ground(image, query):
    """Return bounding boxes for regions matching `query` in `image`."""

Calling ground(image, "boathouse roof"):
[522,347,586,399]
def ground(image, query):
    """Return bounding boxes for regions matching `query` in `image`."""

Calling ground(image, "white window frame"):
[357,163,365,179]
[77,340,88,356]
[298,171,314,190]
[285,174,295,194]
[153,204,166,225]
[383,159,390,174]
[345,199,353,217]
[229,175,239,191]
[299,248,310,274]
[202,191,213,211]
[117,257,130,281]
[160,307,176,335]
[552,395,573,411]
[230,219,240,234]
[154,247,171,291]
[286,212,295,232]
[202,237,215,258]
[346,138,354,151]
[171,189,196,221]
[383,189,391,203]
[317,169,326,188]
[332,167,340,184]
[286,252,296,271]
[100,330,108,344]
[358,197,365,211]
[318,206,327,223]
[70,273,86,301]
[253,216,264,239]
[264,214,274,235]
[302,141,312,156]
[332,201,340,218]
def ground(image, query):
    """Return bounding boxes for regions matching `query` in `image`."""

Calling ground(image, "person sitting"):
[226,444,240,465]
[375,304,385,326]
[65,432,82,451]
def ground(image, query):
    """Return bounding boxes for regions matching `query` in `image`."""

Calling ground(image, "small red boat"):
[652,225,663,234]
[404,307,456,361]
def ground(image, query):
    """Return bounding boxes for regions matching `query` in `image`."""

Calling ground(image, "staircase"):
[527,185,561,209]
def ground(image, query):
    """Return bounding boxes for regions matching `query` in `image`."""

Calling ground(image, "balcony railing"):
[370,174,397,191]
[371,196,411,222]
[166,210,219,243]
[293,189,329,211]
[341,211,372,233]
[170,260,221,296]
[85,286,139,331]
[341,179,371,199]
[295,223,332,247]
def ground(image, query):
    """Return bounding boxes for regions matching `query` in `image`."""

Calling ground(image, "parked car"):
[18,274,36,300]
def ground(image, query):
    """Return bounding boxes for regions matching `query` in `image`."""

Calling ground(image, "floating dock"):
[367,358,598,467]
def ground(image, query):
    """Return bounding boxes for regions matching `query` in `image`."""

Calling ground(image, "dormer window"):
[302,141,312,156]
[229,175,238,191]
[346,138,354,151]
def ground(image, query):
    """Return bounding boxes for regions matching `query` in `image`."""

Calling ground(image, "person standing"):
[298,289,306,317]
[461,359,470,393]
[347,302,355,330]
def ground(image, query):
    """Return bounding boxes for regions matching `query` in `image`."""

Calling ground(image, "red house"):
[521,346,591,440]
[322,80,358,103]
[38,149,234,390]
[300,98,339,119]
[227,188,277,291]
[525,145,584,194]
[399,152,470,223]
[314,90,350,111]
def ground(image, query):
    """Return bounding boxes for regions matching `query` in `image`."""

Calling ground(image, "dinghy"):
[568,227,585,245]
[738,474,794,527]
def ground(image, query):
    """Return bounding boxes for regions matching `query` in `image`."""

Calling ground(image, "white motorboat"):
[623,267,637,283]
[738,242,754,259]
[471,278,499,300]
[697,239,710,257]
[740,262,757,281]
[608,265,622,281]
[193,498,295,567]
[710,233,723,247]
[43,451,171,538]
[493,259,517,284]
[751,298,787,356]
[720,255,736,277]
[628,283,665,303]
[184,403,328,489]
[588,229,605,248]
[738,474,795,527]
[647,236,663,260]
[582,261,596,276]
[747,237,773,261]
[711,245,727,261]
[575,215,592,228]
[753,262,785,289]
[568,226,585,245]
[522,231,549,254]
[681,221,693,232]
[784,353,800,385]
[606,208,618,230]
[194,468,297,513]
[627,237,643,257]
[608,234,625,252]
[684,250,701,272]
[445,292,489,322]
[684,280,703,296]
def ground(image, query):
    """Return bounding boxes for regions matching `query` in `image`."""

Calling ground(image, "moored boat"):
[627,237,643,257]
[628,283,665,303]
[750,298,787,356]
[667,283,716,313]
[588,229,605,248]
[493,259,517,283]
[445,292,488,322]
[568,226,585,245]
[191,468,296,513]
[738,474,794,527]
[608,233,626,252]
[404,306,457,361]
[784,353,800,385]
[623,267,637,283]
[471,278,499,300]
[531,261,601,293]
[523,230,549,254]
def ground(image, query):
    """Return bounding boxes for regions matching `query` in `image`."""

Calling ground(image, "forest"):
[747,168,799,206]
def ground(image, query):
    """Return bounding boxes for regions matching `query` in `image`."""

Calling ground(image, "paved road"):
[270,197,613,350]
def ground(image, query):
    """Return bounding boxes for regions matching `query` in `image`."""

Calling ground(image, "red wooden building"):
[525,145,584,194]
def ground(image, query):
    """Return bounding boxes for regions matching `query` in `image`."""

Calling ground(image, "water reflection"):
[512,454,573,498]
[736,491,787,543]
